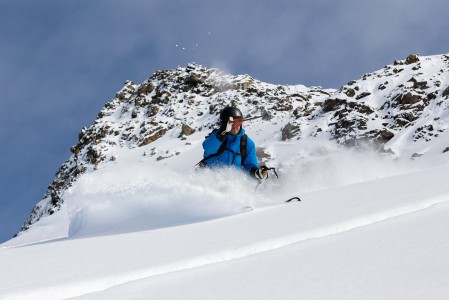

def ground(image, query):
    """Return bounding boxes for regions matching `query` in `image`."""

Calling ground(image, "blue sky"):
[1,0,449,243]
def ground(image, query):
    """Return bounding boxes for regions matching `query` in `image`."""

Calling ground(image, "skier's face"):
[230,124,241,135]
[229,117,243,135]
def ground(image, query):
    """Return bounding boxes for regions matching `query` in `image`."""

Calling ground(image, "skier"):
[198,106,268,181]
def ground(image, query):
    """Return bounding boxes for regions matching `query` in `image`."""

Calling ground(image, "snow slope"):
[1,148,449,299]
[3,55,449,299]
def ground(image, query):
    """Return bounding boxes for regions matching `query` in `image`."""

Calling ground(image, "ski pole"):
[229,116,262,124]
[260,166,278,179]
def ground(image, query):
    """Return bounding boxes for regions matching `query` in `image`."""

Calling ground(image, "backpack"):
[197,133,248,168]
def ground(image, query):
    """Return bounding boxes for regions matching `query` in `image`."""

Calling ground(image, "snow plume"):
[256,140,421,197]
[66,163,259,238]
[65,138,423,239]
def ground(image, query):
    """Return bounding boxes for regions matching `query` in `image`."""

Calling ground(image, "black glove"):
[216,117,233,141]
[251,167,268,181]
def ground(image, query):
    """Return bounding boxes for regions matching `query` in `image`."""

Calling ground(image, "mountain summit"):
[17,53,449,237]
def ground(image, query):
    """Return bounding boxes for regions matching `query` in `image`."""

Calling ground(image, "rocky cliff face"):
[315,53,449,150]
[19,53,449,234]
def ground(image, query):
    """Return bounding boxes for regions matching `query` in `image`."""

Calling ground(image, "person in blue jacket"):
[199,106,268,181]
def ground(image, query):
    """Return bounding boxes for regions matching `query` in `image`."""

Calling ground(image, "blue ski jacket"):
[202,128,259,173]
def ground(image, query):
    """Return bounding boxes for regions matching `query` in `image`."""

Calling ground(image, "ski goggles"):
[229,117,244,127]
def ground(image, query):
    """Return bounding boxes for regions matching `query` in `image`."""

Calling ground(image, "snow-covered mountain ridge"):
[18,53,449,237]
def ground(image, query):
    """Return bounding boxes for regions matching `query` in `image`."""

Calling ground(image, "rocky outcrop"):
[314,53,449,150]
[281,123,300,141]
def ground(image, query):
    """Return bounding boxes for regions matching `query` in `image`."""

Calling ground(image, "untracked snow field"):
[1,147,449,299]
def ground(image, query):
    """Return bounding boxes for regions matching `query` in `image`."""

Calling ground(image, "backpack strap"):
[240,134,247,166]
[196,137,228,168]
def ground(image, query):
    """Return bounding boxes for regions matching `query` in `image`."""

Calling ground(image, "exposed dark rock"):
[408,77,428,89]
[378,83,387,90]
[139,129,167,147]
[274,99,293,111]
[345,88,356,97]
[394,92,421,105]
[86,147,104,165]
[347,102,374,115]
[322,98,346,112]
[443,86,449,97]
[156,155,173,161]
[181,124,195,136]
[413,124,436,141]
[186,73,205,86]
[377,129,394,143]
[427,92,437,101]
[137,82,154,95]
[405,54,420,64]
[335,118,356,131]
[393,112,417,127]
[355,92,371,100]
[281,123,300,140]
[148,106,159,117]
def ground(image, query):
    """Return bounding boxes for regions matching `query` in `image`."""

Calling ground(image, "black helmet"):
[220,106,243,126]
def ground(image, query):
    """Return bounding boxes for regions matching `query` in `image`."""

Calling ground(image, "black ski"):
[285,197,301,203]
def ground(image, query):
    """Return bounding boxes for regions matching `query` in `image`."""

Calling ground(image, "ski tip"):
[285,197,301,203]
